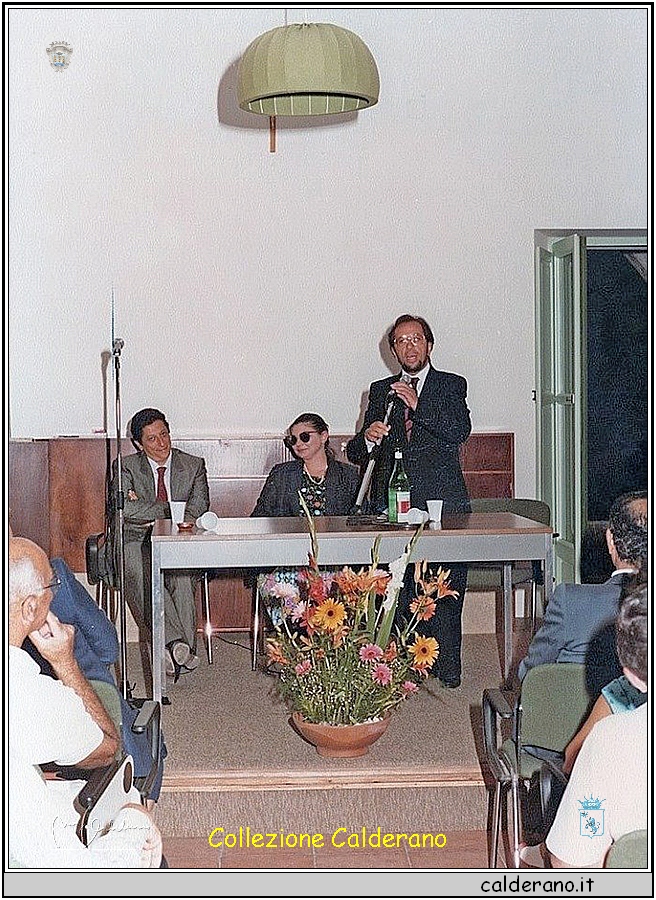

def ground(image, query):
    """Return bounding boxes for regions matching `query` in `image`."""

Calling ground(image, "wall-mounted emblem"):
[47,42,73,71]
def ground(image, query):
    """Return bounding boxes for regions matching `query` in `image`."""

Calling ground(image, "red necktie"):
[404,378,419,442]
[156,466,168,501]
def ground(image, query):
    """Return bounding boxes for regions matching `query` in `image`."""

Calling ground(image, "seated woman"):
[252,412,360,518]
[251,413,360,627]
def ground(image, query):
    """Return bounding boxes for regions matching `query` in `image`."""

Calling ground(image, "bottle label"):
[396,492,411,523]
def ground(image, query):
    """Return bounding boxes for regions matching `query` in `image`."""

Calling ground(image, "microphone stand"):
[352,392,397,512]
[352,373,411,513]
[111,337,130,700]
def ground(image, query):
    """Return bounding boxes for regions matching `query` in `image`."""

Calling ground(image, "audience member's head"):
[8,537,56,644]
[580,521,614,583]
[616,583,648,688]
[606,491,648,569]
[129,407,171,460]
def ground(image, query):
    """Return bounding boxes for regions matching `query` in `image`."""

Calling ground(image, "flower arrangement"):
[263,495,458,726]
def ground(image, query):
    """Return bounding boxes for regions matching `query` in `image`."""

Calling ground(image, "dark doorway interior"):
[586,249,648,520]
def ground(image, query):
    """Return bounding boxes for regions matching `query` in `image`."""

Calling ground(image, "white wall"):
[8,7,648,496]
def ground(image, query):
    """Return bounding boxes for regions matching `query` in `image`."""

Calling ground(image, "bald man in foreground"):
[8,537,162,867]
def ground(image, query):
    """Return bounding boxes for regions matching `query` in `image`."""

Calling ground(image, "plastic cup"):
[169,501,186,525]
[196,510,219,531]
[426,500,443,526]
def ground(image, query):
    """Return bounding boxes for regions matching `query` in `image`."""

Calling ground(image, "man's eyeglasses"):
[36,576,62,595]
[285,431,318,447]
[394,334,425,347]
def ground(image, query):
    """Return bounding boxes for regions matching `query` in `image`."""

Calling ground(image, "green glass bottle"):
[388,450,411,524]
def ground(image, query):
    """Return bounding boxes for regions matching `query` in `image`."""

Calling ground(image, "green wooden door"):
[535,235,587,584]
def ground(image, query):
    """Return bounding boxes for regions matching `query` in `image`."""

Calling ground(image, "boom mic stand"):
[111,337,130,700]
[352,392,397,513]
[352,374,411,514]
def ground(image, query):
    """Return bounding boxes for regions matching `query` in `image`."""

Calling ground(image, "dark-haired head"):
[608,490,648,568]
[285,413,334,459]
[616,583,648,684]
[387,315,434,351]
[130,407,170,449]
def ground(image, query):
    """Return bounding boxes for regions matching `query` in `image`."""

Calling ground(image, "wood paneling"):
[7,440,50,549]
[8,432,514,632]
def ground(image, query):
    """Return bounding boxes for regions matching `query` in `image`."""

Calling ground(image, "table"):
[150,513,553,702]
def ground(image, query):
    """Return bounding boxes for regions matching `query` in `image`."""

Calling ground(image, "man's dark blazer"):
[251,458,360,517]
[518,572,629,688]
[346,365,472,513]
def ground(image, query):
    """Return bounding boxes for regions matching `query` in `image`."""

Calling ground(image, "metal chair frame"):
[482,663,592,868]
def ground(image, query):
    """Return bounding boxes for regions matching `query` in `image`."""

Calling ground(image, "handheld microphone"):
[383,372,412,421]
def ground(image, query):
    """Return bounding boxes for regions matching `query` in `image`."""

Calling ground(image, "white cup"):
[196,510,219,531]
[426,499,443,526]
[169,501,187,525]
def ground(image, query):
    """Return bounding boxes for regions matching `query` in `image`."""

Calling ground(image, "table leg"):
[543,535,554,607]
[503,562,512,680]
[151,542,165,704]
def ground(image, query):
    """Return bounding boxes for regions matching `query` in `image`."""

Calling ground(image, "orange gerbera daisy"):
[311,598,347,632]
[409,635,439,670]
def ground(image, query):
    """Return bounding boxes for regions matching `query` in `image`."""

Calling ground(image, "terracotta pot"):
[291,711,392,758]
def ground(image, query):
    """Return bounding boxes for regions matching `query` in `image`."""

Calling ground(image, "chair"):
[468,498,552,632]
[604,830,648,868]
[43,683,163,801]
[85,532,117,622]
[482,663,593,868]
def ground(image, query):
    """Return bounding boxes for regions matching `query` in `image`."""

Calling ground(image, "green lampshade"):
[237,23,380,116]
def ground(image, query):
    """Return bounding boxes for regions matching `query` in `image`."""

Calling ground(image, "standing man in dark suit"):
[346,314,472,687]
[518,490,647,692]
[109,408,209,679]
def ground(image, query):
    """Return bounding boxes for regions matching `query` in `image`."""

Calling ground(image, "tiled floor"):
[163,830,488,869]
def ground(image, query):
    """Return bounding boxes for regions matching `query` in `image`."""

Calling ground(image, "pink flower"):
[295,659,312,676]
[371,663,392,686]
[402,680,419,695]
[359,643,383,662]
[290,601,308,623]
[270,581,300,602]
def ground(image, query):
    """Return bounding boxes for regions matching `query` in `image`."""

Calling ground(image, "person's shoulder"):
[369,374,395,392]
[267,460,300,477]
[331,458,360,478]
[591,699,647,744]
[121,451,144,470]
[171,447,205,465]
[429,367,468,389]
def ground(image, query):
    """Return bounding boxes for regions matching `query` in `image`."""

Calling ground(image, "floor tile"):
[221,848,314,869]
[313,846,410,869]
[163,836,219,868]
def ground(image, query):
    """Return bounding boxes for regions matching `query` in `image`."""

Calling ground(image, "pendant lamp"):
[237,22,379,151]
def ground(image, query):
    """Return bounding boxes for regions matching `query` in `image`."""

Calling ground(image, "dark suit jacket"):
[110,447,210,544]
[518,573,628,688]
[251,458,360,517]
[346,365,472,513]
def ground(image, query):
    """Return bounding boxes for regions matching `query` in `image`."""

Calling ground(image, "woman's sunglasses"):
[285,431,318,447]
